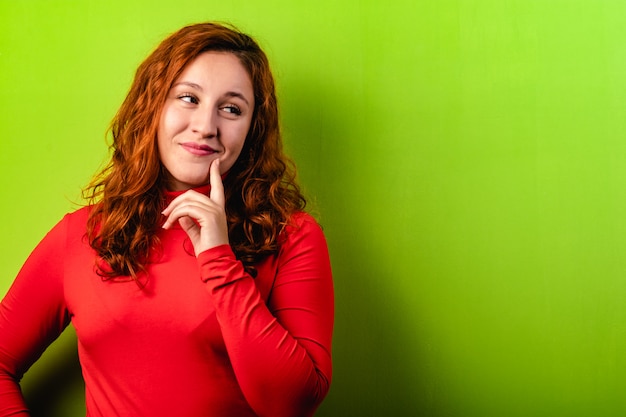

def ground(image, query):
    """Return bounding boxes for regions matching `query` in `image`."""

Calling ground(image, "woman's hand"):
[161,159,229,255]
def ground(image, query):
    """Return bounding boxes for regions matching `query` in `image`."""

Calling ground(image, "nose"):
[191,107,218,138]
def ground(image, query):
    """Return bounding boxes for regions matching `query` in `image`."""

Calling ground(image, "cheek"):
[219,128,250,174]
[229,119,252,149]
[233,125,251,156]
[156,110,179,162]
[156,127,169,162]
[159,105,186,139]
[156,110,169,150]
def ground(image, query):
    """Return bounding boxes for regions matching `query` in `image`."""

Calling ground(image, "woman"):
[0,22,333,417]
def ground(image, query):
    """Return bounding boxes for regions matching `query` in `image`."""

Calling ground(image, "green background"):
[2,0,626,415]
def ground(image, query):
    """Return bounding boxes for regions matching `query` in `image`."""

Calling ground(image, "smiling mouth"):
[180,142,217,156]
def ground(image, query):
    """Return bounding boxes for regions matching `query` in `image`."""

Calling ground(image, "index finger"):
[209,158,225,207]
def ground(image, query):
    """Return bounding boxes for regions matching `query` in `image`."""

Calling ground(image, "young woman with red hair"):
[0,22,333,417]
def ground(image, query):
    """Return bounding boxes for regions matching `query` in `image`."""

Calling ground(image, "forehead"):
[177,52,252,90]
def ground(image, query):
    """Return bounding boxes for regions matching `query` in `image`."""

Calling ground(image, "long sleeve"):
[0,216,70,416]
[197,213,334,417]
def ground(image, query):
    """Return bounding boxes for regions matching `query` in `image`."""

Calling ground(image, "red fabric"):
[0,202,333,417]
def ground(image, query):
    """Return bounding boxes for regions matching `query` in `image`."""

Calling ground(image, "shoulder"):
[272,211,333,288]
[62,205,93,229]
[66,205,93,220]
[279,211,329,256]
[283,211,325,239]
[44,206,94,242]
[20,206,94,269]
[287,211,320,228]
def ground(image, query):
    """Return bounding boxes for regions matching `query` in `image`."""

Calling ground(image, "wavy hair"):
[83,22,305,280]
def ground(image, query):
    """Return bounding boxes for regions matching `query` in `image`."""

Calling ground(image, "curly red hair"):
[83,22,305,280]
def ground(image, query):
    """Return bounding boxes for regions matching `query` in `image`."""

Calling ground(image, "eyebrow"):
[173,81,251,105]
[224,91,250,105]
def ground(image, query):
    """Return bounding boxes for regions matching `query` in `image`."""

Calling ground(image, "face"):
[157,51,255,191]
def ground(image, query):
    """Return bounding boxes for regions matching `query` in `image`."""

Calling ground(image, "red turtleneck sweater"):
[0,189,333,417]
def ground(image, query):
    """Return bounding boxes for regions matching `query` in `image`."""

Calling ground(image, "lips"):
[180,142,217,156]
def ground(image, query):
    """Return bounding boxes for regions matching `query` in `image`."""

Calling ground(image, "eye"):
[178,93,199,104]
[221,104,242,116]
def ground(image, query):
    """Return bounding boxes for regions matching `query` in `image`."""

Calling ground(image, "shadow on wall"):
[22,326,85,415]
[281,75,430,416]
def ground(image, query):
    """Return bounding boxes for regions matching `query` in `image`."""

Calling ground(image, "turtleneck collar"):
[163,184,212,207]
[162,171,230,206]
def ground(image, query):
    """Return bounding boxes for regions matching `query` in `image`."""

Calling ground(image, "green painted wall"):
[2,1,626,416]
